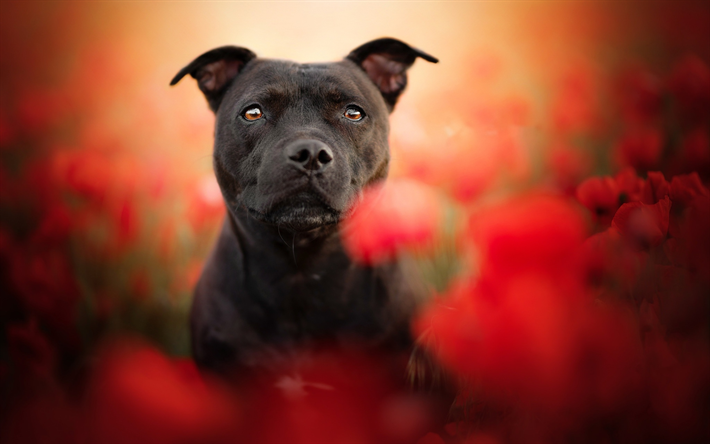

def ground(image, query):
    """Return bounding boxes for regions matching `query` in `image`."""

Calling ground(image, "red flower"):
[86,342,238,444]
[678,129,710,176]
[665,194,710,276]
[415,275,641,416]
[579,228,646,290]
[9,249,80,344]
[576,176,621,225]
[342,179,442,265]
[614,167,645,203]
[551,65,599,134]
[612,196,671,250]
[614,64,663,125]
[669,172,709,208]
[238,350,434,444]
[187,175,226,232]
[668,54,710,127]
[51,149,114,203]
[614,128,663,171]
[466,194,588,278]
[6,318,56,386]
[641,171,670,205]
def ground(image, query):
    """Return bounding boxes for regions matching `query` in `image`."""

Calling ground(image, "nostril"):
[290,149,310,164]
[317,149,333,164]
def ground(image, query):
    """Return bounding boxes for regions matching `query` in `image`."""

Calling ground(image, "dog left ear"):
[170,46,256,112]
[346,38,438,111]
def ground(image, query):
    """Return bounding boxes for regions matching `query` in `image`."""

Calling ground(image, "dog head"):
[171,38,437,233]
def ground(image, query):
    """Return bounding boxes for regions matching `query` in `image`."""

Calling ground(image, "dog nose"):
[285,140,334,171]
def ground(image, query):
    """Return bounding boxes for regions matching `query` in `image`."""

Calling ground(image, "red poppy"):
[678,128,710,177]
[187,175,226,232]
[9,249,80,343]
[665,194,710,276]
[614,64,663,126]
[6,318,56,385]
[612,196,671,250]
[341,179,442,265]
[578,227,647,291]
[614,167,645,203]
[667,54,710,127]
[237,350,433,444]
[576,176,621,225]
[466,194,588,278]
[550,65,599,134]
[669,172,709,208]
[641,171,670,205]
[86,342,238,444]
[51,149,113,203]
[614,128,663,171]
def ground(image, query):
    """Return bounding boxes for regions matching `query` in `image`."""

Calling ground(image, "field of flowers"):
[1,2,708,443]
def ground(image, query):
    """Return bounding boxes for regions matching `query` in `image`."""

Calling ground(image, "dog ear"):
[170,46,256,112]
[346,38,438,111]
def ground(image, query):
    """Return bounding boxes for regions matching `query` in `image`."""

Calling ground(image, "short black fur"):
[171,38,437,376]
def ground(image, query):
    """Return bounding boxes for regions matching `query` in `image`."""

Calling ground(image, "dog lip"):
[243,182,342,233]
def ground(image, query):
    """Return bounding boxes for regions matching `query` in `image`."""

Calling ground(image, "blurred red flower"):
[342,179,442,265]
[614,64,663,126]
[678,128,710,177]
[465,194,588,278]
[238,351,434,444]
[86,342,238,444]
[669,171,709,208]
[641,171,670,204]
[187,175,226,232]
[9,249,80,344]
[6,318,57,387]
[614,127,663,171]
[612,196,671,250]
[551,64,600,134]
[614,167,645,203]
[667,54,710,127]
[576,176,621,225]
[579,227,647,292]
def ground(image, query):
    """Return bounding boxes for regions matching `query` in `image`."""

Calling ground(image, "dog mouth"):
[246,188,342,233]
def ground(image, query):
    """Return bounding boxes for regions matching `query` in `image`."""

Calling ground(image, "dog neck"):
[227,205,345,273]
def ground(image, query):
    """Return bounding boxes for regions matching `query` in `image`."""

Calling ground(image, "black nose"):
[285,139,334,172]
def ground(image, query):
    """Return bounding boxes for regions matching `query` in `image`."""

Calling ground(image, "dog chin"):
[250,193,341,233]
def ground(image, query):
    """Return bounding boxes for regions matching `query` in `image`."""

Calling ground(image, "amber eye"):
[344,107,364,121]
[243,107,263,121]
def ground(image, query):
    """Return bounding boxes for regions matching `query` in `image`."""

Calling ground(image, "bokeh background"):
[1,1,709,443]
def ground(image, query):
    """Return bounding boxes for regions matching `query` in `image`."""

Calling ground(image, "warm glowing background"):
[1,1,709,443]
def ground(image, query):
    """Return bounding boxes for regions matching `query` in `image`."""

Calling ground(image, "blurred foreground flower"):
[341,179,443,265]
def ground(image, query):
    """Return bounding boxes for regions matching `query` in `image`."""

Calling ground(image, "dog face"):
[171,39,437,233]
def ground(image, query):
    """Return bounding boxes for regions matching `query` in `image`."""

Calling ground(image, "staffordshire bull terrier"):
[171,38,438,376]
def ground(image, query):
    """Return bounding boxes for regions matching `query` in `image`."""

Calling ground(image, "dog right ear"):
[170,46,256,112]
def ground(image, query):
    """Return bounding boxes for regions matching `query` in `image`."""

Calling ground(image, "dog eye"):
[344,107,364,121]
[243,107,263,121]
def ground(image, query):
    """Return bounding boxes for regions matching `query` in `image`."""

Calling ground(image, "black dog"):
[171,38,437,376]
